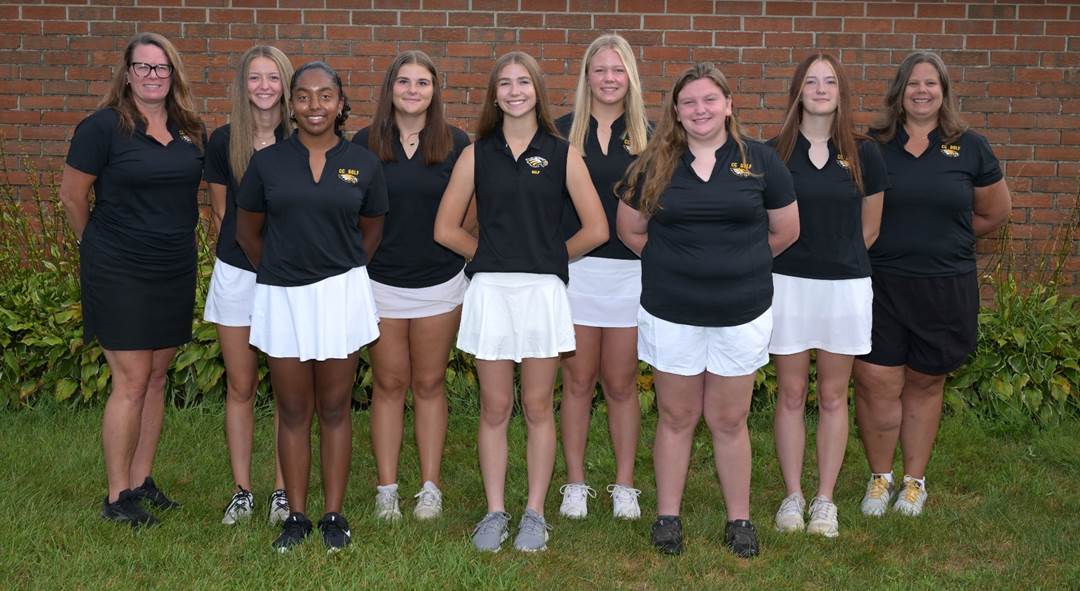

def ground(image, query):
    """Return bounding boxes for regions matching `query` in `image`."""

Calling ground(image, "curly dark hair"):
[290,61,351,134]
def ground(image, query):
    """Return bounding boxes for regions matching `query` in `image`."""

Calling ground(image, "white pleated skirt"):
[249,266,380,362]
[457,272,576,362]
[567,256,641,328]
[768,273,873,356]
[203,258,256,327]
[371,270,467,319]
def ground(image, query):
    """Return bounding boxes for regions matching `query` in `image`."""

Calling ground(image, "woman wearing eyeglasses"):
[60,32,205,527]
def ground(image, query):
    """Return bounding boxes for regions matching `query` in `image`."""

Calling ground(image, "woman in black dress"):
[59,32,205,527]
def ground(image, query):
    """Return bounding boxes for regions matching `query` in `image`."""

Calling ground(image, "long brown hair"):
[773,53,865,194]
[618,63,753,217]
[476,51,559,140]
[567,34,649,156]
[871,50,967,144]
[100,32,204,151]
[228,45,293,183]
[368,50,454,166]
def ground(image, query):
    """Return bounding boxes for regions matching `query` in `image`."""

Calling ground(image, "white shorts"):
[637,306,772,377]
[567,256,641,328]
[769,273,872,356]
[249,266,380,362]
[203,258,256,327]
[457,272,576,362]
[371,270,467,319]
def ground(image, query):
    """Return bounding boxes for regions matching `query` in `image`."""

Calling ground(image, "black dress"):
[65,108,204,350]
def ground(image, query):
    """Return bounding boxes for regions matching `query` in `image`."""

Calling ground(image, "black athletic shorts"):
[858,270,979,376]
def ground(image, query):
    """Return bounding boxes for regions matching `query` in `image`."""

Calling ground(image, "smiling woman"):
[58,31,205,529]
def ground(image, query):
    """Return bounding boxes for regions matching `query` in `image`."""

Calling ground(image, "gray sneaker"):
[471,511,511,552]
[513,508,551,552]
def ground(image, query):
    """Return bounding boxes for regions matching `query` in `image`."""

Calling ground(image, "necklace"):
[255,135,274,147]
[400,131,420,147]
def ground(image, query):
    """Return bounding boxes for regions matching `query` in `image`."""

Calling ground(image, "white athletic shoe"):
[892,475,928,516]
[267,488,290,526]
[558,482,596,519]
[413,481,442,520]
[774,493,806,532]
[375,484,402,521]
[806,496,839,538]
[222,487,254,525]
[606,484,642,520]
[860,475,894,517]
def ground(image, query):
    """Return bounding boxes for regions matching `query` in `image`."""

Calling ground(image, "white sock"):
[872,472,894,485]
[376,483,398,494]
[905,475,926,489]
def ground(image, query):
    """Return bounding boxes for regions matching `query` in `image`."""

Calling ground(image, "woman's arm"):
[767,201,800,256]
[862,191,884,248]
[434,145,479,259]
[236,209,266,269]
[360,215,384,261]
[616,200,648,257]
[972,178,1012,236]
[564,147,608,259]
[207,182,227,235]
[58,164,96,240]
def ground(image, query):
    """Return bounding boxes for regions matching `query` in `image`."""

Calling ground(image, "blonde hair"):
[228,45,294,182]
[476,52,559,139]
[619,63,753,217]
[100,32,204,151]
[567,34,649,155]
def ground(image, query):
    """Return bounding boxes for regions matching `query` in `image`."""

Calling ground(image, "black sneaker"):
[102,489,159,528]
[317,512,352,553]
[133,476,181,510]
[724,519,759,558]
[651,515,684,555]
[272,512,313,553]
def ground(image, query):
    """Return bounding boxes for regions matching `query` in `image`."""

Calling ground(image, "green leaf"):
[55,378,78,401]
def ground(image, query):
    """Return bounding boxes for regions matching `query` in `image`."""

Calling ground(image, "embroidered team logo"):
[835,155,850,169]
[177,129,193,143]
[729,162,753,178]
[940,144,961,158]
[623,134,632,154]
[337,168,359,184]
[525,156,548,175]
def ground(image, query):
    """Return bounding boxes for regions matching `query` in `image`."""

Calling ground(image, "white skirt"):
[768,273,872,356]
[567,256,641,328]
[638,305,772,377]
[203,258,256,327]
[249,266,380,362]
[371,270,467,319]
[457,272,576,362]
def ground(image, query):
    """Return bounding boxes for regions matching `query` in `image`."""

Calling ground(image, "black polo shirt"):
[66,107,204,242]
[351,126,471,288]
[869,127,1002,277]
[555,112,640,260]
[204,123,286,272]
[466,128,571,283]
[770,135,888,279]
[630,138,796,327]
[237,133,388,287]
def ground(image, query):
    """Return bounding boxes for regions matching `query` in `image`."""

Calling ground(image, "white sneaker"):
[267,488,290,526]
[774,493,806,532]
[375,484,402,521]
[413,481,442,520]
[558,482,596,519]
[606,484,642,520]
[892,475,928,516]
[222,487,254,525]
[807,496,839,537]
[860,475,894,517]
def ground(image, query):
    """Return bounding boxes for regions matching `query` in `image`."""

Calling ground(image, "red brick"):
[868,2,914,18]
[895,19,941,34]
[794,17,842,31]
[844,18,893,33]
[995,20,1044,36]
[766,2,811,16]
[917,4,964,19]
[1017,36,1065,51]
[817,2,864,17]
[968,4,1016,20]
[745,17,793,32]
[714,1,762,16]
[915,34,964,50]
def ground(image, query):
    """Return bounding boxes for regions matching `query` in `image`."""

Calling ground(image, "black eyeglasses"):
[129,62,173,78]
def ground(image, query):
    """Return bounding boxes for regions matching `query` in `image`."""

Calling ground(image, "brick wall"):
[1,1,1077,291]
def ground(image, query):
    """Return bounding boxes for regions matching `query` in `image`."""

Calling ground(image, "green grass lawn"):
[2,404,1078,590]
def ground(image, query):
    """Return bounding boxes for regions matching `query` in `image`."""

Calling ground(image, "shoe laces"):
[518,511,552,537]
[900,478,924,504]
[778,493,805,515]
[560,483,597,503]
[282,514,310,537]
[472,512,510,536]
[270,489,289,512]
[376,489,399,508]
[414,483,441,510]
[809,497,837,521]
[867,476,892,500]
[318,513,349,535]
[606,484,641,503]
[227,487,253,511]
